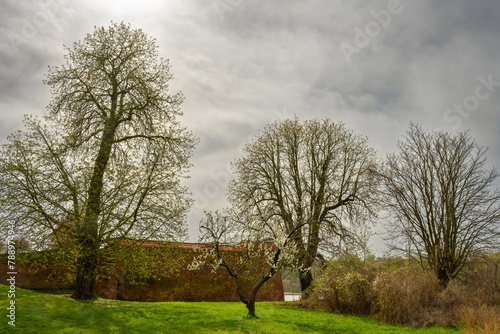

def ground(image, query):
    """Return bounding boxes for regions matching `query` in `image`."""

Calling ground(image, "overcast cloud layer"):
[1,0,499,254]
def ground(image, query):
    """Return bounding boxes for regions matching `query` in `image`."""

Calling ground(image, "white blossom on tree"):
[189,210,304,318]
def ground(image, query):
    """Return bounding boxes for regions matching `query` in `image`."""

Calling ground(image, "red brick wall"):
[96,244,284,302]
[0,262,75,290]
[0,243,284,302]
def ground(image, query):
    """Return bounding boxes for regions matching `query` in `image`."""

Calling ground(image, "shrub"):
[456,305,500,334]
[304,254,375,315]
[456,253,500,306]
[304,253,500,329]
[372,265,441,325]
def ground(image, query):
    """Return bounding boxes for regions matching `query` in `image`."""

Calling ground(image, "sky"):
[1,0,499,255]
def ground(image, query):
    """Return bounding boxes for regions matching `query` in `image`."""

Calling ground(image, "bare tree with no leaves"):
[382,124,500,287]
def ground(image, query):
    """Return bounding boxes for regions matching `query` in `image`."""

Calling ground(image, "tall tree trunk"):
[299,255,315,297]
[72,238,99,299]
[299,218,321,297]
[72,120,116,300]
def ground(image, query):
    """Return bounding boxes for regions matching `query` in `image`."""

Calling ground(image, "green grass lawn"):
[0,284,458,334]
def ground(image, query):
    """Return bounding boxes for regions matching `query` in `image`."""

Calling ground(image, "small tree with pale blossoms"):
[188,210,304,318]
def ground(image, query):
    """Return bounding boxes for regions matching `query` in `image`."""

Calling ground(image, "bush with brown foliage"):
[442,276,500,333]
[456,253,500,306]
[372,265,441,325]
[456,304,500,334]
[304,254,500,332]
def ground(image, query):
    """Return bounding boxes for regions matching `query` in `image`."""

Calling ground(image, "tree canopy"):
[0,22,197,299]
[227,118,379,293]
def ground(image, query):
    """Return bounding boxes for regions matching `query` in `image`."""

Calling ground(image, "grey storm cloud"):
[1,0,499,254]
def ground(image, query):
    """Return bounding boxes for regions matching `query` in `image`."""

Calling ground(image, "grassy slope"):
[0,285,458,334]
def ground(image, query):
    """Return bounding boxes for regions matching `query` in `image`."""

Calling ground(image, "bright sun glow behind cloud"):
[1,0,499,255]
